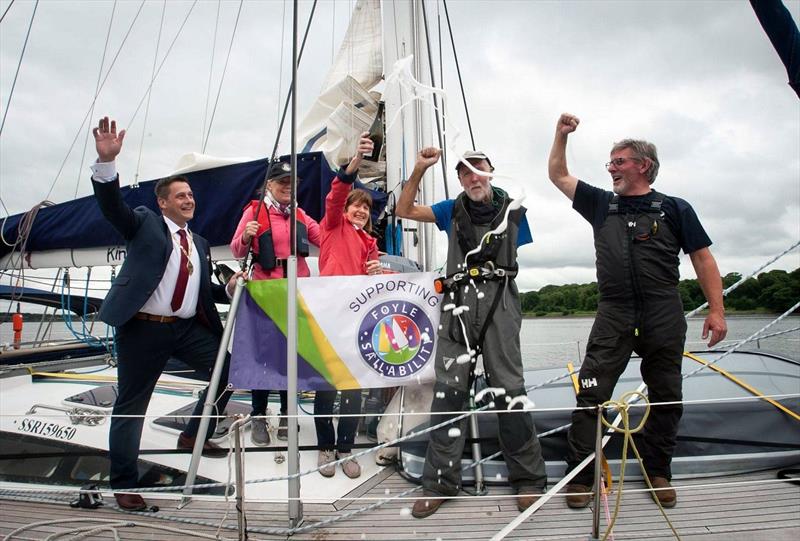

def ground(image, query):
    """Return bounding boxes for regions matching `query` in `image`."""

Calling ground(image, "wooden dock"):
[2,468,798,540]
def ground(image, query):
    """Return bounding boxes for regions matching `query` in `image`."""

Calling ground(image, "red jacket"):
[319,177,378,277]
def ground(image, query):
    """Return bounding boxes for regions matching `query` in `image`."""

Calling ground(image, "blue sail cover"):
[0,152,387,260]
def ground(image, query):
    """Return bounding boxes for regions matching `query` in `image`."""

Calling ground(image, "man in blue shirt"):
[548,113,728,509]
[397,148,547,518]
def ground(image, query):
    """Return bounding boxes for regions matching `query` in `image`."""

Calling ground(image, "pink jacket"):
[319,178,379,277]
[230,202,321,280]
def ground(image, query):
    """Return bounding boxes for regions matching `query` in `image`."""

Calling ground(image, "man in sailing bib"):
[91,117,238,511]
[397,148,547,518]
[548,113,728,509]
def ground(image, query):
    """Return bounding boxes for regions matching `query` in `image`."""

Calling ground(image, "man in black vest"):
[397,148,547,518]
[91,116,239,511]
[548,113,728,509]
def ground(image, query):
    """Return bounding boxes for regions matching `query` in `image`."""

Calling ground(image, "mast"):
[287,0,303,527]
[383,0,437,271]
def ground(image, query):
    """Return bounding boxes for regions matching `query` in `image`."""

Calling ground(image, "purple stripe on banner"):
[229,290,335,391]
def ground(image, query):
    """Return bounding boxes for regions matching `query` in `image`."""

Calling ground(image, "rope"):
[43,0,147,203]
[0,0,38,138]
[685,239,800,318]
[200,0,222,148]
[74,1,117,199]
[441,0,475,150]
[125,1,199,132]
[133,0,167,187]
[684,351,800,421]
[201,0,245,153]
[682,299,800,381]
[599,391,680,541]
[420,0,449,199]
[0,0,16,24]
[2,517,233,541]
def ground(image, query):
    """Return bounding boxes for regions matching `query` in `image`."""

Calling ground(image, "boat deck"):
[2,468,798,540]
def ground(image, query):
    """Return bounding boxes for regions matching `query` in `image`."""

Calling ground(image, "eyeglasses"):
[605,157,641,169]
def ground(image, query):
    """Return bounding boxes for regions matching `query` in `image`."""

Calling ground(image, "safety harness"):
[436,190,522,351]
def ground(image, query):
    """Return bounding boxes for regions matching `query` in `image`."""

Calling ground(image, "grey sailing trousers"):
[422,282,547,496]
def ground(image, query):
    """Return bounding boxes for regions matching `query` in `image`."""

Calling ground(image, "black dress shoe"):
[177,432,228,458]
[114,492,147,511]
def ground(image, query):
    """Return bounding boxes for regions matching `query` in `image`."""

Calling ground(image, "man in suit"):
[92,116,238,511]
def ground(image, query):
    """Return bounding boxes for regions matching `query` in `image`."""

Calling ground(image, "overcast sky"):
[1,0,798,293]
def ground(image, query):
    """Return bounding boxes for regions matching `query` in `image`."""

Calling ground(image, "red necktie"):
[171,229,189,312]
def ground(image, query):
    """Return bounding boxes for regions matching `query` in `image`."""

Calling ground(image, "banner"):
[229,272,441,390]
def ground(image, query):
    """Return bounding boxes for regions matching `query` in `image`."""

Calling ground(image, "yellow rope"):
[683,351,800,422]
[599,391,681,541]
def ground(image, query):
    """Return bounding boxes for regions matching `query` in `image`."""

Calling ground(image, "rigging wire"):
[0,0,15,24]
[43,0,147,203]
[200,0,222,149]
[244,0,319,269]
[277,0,287,124]
[0,0,39,139]
[202,0,244,153]
[437,0,448,181]
[74,0,118,199]
[420,0,449,199]
[125,1,199,138]
[134,0,168,186]
[441,0,475,150]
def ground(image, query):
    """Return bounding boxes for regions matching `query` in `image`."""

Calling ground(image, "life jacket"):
[246,200,309,271]
[594,191,682,332]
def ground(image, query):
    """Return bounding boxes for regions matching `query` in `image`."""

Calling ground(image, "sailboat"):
[1,0,799,539]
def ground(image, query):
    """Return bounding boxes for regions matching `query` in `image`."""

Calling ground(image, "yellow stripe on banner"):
[566,362,580,395]
[297,294,359,390]
[683,351,800,422]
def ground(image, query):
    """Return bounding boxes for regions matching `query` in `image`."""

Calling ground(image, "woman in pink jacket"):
[230,162,321,446]
[315,133,381,479]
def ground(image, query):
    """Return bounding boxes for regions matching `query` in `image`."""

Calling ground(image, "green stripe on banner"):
[246,280,357,387]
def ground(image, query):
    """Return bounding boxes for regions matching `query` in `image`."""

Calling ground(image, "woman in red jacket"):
[315,133,380,479]
[230,162,321,446]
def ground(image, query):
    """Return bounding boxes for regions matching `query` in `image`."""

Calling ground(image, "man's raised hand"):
[93,116,126,163]
[556,113,580,135]
[415,147,441,170]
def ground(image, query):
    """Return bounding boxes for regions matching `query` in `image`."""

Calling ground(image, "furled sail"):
[299,0,383,175]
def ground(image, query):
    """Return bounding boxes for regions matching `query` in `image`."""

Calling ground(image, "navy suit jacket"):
[92,177,228,334]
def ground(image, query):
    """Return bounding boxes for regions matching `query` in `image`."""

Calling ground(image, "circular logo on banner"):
[358,300,435,378]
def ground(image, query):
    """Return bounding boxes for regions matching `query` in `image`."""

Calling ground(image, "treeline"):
[520,268,800,316]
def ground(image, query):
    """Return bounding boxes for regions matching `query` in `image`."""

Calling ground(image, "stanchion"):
[589,405,604,541]
[468,394,484,493]
[234,415,248,541]
[180,276,245,507]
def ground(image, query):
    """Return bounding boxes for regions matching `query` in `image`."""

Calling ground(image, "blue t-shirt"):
[430,199,533,247]
[572,180,711,254]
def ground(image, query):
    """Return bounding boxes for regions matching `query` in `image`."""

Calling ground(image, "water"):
[4,316,798,367]
[521,315,800,370]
